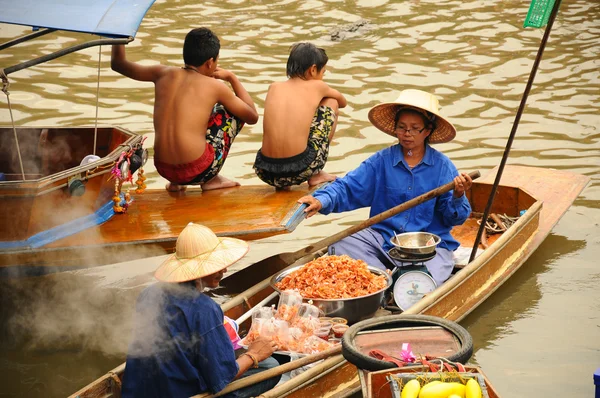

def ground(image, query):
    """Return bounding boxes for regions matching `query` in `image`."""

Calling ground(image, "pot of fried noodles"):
[270,255,392,324]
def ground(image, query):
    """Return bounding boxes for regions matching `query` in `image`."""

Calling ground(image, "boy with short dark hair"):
[253,42,347,190]
[111,27,258,192]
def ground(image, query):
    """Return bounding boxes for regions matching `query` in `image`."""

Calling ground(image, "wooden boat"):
[0,2,309,273]
[69,165,589,398]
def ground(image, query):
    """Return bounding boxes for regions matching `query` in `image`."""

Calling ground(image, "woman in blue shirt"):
[298,89,473,285]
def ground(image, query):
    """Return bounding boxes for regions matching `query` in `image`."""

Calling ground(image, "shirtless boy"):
[253,43,347,190]
[111,27,258,192]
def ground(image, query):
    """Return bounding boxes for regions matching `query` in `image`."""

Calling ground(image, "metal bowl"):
[390,232,441,256]
[270,264,392,325]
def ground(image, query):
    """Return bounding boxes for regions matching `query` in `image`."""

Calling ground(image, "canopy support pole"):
[0,70,26,180]
[469,0,563,263]
[3,37,132,76]
[93,46,102,156]
[0,28,56,51]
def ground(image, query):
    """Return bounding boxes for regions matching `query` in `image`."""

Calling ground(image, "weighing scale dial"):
[393,271,437,311]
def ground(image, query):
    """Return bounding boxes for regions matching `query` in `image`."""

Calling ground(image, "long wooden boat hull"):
[69,165,589,398]
[0,127,310,272]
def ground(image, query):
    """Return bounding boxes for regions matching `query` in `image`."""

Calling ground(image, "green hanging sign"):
[524,0,557,28]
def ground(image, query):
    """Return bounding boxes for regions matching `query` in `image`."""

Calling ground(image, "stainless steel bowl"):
[390,232,441,255]
[270,264,392,325]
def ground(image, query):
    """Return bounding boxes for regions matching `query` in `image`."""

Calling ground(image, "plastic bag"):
[276,290,303,322]
[292,302,320,334]
[270,319,290,351]
[286,327,306,352]
[244,306,276,344]
[252,305,275,322]
[301,335,333,354]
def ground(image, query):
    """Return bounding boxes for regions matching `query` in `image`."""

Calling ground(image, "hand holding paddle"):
[453,172,473,198]
[297,196,323,218]
[298,170,478,218]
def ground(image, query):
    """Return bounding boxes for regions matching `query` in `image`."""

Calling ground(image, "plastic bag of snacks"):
[276,290,303,322]
[271,319,291,351]
[301,335,333,354]
[292,302,321,334]
[286,327,306,352]
[255,317,280,340]
[245,306,276,344]
[247,316,291,350]
[253,305,275,321]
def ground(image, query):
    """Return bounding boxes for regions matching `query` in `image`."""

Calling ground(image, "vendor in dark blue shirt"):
[298,89,473,285]
[121,223,281,398]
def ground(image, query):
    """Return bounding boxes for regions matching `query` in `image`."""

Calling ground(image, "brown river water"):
[0,0,598,396]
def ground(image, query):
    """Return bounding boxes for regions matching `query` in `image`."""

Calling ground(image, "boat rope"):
[93,45,102,156]
[0,69,26,180]
[469,0,563,263]
[477,213,519,234]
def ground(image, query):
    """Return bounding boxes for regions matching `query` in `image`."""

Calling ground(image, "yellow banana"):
[419,380,441,391]
[465,378,482,398]
[401,379,421,398]
[418,381,465,398]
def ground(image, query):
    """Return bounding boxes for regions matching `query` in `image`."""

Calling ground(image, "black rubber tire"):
[341,314,473,371]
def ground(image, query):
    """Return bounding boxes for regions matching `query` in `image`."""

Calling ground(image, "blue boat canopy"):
[0,0,157,38]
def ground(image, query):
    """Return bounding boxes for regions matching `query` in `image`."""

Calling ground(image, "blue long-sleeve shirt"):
[121,283,238,398]
[314,144,471,252]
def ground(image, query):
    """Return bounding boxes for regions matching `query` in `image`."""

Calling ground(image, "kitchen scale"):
[388,248,438,311]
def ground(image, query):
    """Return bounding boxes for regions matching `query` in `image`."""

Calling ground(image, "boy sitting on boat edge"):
[253,42,347,190]
[111,27,258,193]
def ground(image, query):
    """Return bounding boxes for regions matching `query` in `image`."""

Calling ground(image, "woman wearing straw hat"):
[121,223,280,398]
[298,89,473,286]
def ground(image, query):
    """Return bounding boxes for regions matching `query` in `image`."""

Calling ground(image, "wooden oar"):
[220,170,480,291]
[191,345,343,398]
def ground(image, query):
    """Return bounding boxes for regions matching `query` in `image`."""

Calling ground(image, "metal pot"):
[270,264,392,325]
[390,232,441,256]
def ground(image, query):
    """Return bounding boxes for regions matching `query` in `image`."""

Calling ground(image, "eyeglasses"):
[395,126,427,136]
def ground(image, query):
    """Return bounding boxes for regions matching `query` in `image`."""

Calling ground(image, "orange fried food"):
[276,304,299,323]
[275,255,388,299]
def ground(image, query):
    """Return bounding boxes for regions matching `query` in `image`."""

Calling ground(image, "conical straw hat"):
[154,223,249,283]
[368,89,456,144]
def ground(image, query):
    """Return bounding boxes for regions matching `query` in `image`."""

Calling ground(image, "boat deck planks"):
[45,184,313,248]
[0,184,315,270]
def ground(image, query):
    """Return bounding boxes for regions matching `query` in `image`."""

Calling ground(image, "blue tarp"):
[0,0,157,38]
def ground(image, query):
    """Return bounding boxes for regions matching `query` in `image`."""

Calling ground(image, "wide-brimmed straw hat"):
[154,223,249,283]
[368,89,456,144]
